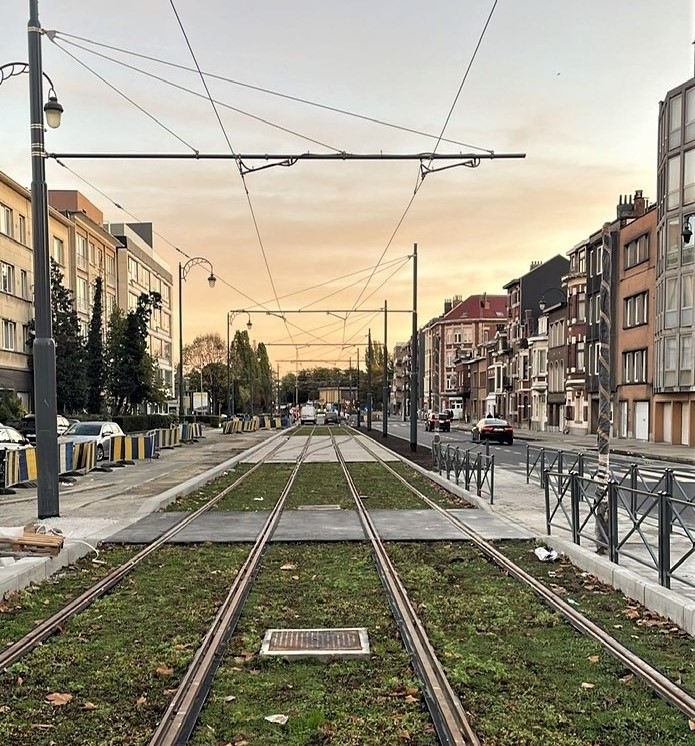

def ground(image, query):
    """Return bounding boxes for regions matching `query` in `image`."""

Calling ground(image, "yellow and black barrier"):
[4,448,38,489]
[154,427,180,449]
[110,433,156,462]
[222,418,242,434]
[180,422,203,442]
[72,441,97,473]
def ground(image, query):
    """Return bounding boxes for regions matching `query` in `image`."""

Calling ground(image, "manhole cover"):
[260,627,370,659]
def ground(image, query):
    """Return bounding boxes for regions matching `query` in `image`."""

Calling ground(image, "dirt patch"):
[361,427,433,470]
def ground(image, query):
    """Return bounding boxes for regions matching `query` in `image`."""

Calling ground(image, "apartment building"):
[654,75,695,446]
[47,191,120,338]
[0,171,72,409]
[615,204,657,441]
[563,241,588,435]
[545,301,567,431]
[502,256,569,428]
[391,341,410,416]
[106,223,175,405]
[528,313,548,431]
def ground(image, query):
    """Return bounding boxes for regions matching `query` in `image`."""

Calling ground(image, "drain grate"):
[260,627,370,659]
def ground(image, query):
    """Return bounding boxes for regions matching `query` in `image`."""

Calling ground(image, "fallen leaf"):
[156,666,174,677]
[82,702,98,711]
[136,695,147,707]
[224,695,237,702]
[587,655,600,663]
[398,730,412,740]
[16,677,23,686]
[174,643,192,651]
[619,674,634,685]
[0,705,9,713]
[164,689,177,697]
[689,719,695,731]
[580,682,595,689]
[291,575,300,581]
[404,694,418,704]
[280,563,297,571]
[45,692,73,706]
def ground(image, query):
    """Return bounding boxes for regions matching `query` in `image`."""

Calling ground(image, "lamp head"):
[207,273,216,288]
[538,299,547,311]
[43,95,63,129]
[246,319,253,331]
[683,218,693,245]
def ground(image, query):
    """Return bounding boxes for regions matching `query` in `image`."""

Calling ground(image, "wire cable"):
[51,29,495,154]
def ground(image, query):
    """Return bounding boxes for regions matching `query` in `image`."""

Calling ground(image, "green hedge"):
[181,415,221,428]
[113,414,178,433]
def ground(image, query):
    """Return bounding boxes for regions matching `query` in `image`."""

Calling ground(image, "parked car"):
[0,425,32,451]
[471,417,514,445]
[16,414,71,444]
[300,404,317,425]
[437,411,452,432]
[59,420,125,461]
[324,409,339,425]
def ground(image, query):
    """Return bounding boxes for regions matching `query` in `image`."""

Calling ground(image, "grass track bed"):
[0,545,249,746]
[191,543,438,745]
[389,541,694,746]
[285,463,354,509]
[165,462,253,511]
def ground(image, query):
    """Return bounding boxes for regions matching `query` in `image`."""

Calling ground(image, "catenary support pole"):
[226,312,231,417]
[356,347,360,428]
[29,0,60,518]
[382,300,388,438]
[410,243,418,452]
[178,262,184,417]
[367,328,372,431]
[595,222,612,552]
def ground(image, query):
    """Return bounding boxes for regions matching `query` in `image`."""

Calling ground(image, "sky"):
[1,1,694,375]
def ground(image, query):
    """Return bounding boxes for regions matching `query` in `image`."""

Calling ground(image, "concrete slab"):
[447,509,536,540]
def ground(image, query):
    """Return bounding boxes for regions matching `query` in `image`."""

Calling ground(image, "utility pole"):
[356,347,360,428]
[410,243,418,452]
[595,222,612,553]
[367,328,372,431]
[382,300,388,438]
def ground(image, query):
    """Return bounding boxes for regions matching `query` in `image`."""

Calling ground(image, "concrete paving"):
[108,507,532,544]
[244,434,399,463]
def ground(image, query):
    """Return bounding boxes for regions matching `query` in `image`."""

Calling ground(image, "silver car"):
[60,420,125,461]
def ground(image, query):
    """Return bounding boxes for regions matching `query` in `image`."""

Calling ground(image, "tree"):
[256,343,273,412]
[0,391,25,423]
[50,260,86,413]
[105,292,163,414]
[183,334,226,413]
[86,276,105,414]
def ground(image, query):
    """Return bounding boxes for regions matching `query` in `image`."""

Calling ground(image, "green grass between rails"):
[389,541,695,746]
[0,544,249,746]
[190,543,438,746]
[285,463,354,510]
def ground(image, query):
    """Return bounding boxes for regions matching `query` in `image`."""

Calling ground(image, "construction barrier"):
[222,418,242,434]
[58,441,74,475]
[180,422,203,442]
[241,417,259,433]
[72,441,97,473]
[4,447,38,489]
[153,427,180,449]
[110,433,156,462]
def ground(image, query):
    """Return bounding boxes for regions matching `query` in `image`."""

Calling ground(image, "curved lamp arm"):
[0,62,63,128]
[181,256,216,287]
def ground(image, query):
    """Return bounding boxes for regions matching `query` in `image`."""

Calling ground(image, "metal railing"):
[544,469,695,589]
[432,438,495,502]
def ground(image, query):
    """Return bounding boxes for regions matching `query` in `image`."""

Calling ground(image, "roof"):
[441,294,507,322]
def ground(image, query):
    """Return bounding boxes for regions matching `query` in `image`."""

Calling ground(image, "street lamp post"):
[226,310,252,417]
[178,258,216,418]
[367,328,372,431]
[0,5,66,518]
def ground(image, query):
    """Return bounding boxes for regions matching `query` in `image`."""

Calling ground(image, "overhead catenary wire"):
[49,29,496,154]
[348,0,501,314]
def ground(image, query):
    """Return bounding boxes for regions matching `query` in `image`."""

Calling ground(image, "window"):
[161,312,170,332]
[1,263,15,294]
[687,88,695,143]
[2,320,16,351]
[578,250,586,274]
[76,234,88,270]
[577,341,585,371]
[664,337,678,386]
[128,256,138,280]
[20,270,29,300]
[668,155,681,210]
[680,335,693,386]
[140,266,150,288]
[163,341,172,361]
[76,277,88,312]
[453,332,461,344]
[0,204,12,237]
[670,94,682,149]
[52,236,65,266]
[594,342,600,375]
[685,149,695,205]
[161,283,170,303]
[577,291,586,321]
[128,292,139,310]
[665,277,679,328]
[79,320,88,338]
[18,215,26,245]
[667,217,680,269]
[684,217,695,265]
[107,293,116,315]
[622,349,647,384]
[624,234,649,268]
[623,292,648,328]
[106,255,116,284]
[682,275,694,326]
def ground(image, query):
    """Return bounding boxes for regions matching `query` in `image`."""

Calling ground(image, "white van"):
[300,404,317,424]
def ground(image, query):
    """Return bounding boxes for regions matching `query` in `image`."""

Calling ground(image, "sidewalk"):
[451,421,695,466]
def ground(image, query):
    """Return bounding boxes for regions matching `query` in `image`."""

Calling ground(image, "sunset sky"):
[2,1,694,374]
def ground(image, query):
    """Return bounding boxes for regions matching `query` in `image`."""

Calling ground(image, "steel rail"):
[148,426,318,746]
[0,431,293,672]
[352,431,695,721]
[329,428,480,746]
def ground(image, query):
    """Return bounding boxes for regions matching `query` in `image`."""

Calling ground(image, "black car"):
[471,417,514,445]
[437,412,452,432]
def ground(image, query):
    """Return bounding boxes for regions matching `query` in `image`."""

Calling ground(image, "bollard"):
[570,472,580,545]
[476,453,482,497]
[658,490,672,588]
[485,439,490,458]
[489,454,495,505]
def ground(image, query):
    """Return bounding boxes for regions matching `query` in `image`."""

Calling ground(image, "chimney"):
[444,298,452,314]
[633,189,646,217]
[529,260,542,271]
[452,294,463,307]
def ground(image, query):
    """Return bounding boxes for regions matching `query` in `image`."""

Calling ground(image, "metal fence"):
[544,469,695,589]
[431,438,495,502]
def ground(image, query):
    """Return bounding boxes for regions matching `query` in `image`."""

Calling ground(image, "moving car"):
[471,417,514,445]
[15,414,71,445]
[299,404,317,425]
[324,409,339,425]
[59,420,125,461]
[437,411,452,432]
